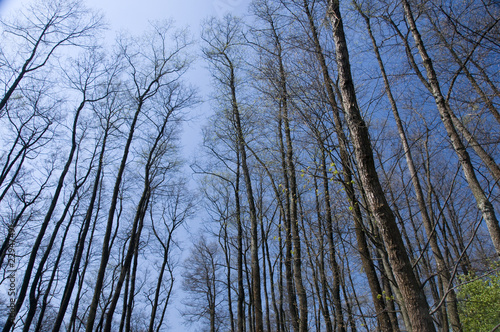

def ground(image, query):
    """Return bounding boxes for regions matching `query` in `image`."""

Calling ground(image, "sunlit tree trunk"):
[356,5,462,330]
[301,1,394,329]
[326,1,436,330]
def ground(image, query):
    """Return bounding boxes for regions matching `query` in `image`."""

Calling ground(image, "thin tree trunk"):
[125,240,140,332]
[148,215,178,332]
[85,99,144,332]
[53,124,109,331]
[278,106,300,332]
[401,0,500,256]
[222,222,236,332]
[312,176,333,332]
[33,200,79,332]
[258,193,272,332]
[24,186,80,331]
[235,148,245,332]
[119,268,131,332]
[266,225,281,332]
[3,99,87,332]
[265,15,309,329]
[227,58,264,332]
[318,150,345,332]
[104,119,168,329]
[376,244,412,332]
[67,188,101,331]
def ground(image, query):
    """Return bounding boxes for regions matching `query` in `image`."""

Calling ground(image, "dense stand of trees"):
[0,1,196,330]
[0,0,499,331]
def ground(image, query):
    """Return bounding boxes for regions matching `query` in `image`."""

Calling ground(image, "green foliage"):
[457,266,500,331]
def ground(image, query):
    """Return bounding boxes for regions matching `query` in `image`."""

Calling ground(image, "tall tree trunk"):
[222,220,236,332]
[105,104,174,330]
[3,99,87,332]
[34,200,79,332]
[235,149,245,332]
[246,142,288,332]
[125,241,140,332]
[301,1,394,330]
[267,15,309,330]
[258,192,272,332]
[67,190,101,332]
[85,99,144,332]
[24,185,80,332]
[357,6,462,330]
[326,2,436,331]
[312,176,333,332]
[53,123,109,331]
[120,267,131,332]
[400,0,500,256]
[278,104,300,332]
[227,59,264,332]
[318,150,345,332]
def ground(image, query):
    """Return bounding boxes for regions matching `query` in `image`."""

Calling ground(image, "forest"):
[0,0,499,331]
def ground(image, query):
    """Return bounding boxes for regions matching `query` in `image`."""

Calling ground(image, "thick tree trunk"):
[357,7,462,331]
[302,1,394,330]
[326,2,436,331]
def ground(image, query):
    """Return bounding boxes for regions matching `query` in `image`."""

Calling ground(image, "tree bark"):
[357,6,462,330]
[326,2,436,331]
[301,1,394,330]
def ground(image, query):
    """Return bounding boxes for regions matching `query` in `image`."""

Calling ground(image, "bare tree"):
[182,236,228,332]
[202,15,264,332]
[85,21,193,331]
[0,0,103,114]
